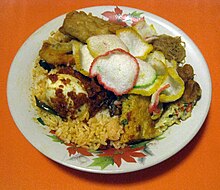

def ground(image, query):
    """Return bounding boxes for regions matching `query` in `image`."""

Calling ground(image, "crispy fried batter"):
[39,41,74,65]
[59,11,125,43]
[48,31,72,43]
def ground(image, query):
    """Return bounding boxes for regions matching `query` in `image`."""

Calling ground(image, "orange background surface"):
[0,0,219,189]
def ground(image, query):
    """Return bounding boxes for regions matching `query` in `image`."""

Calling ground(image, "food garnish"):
[35,96,58,116]
[132,19,157,39]
[148,84,170,114]
[79,44,94,75]
[89,48,139,95]
[134,58,157,88]
[129,75,165,96]
[159,67,185,102]
[116,28,153,60]
[87,34,128,58]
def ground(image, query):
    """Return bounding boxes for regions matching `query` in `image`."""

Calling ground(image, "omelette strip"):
[119,95,162,144]
[59,11,125,43]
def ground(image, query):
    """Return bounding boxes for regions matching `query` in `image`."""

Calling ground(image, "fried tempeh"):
[59,11,125,43]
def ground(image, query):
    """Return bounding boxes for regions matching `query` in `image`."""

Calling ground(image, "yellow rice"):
[31,61,126,150]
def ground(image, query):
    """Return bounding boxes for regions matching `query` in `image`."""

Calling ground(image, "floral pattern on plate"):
[102,6,144,26]
[47,131,161,169]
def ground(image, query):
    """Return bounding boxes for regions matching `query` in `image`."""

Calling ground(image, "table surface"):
[1,0,219,189]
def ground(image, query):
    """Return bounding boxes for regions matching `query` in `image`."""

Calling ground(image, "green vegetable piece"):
[35,96,58,116]
[39,60,54,72]
[37,117,45,125]
[120,119,128,126]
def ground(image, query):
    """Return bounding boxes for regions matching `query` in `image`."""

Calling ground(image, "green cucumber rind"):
[134,75,157,88]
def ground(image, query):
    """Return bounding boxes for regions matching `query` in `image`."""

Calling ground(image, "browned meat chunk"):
[177,64,201,103]
[59,11,125,43]
[182,79,201,103]
[177,64,194,82]
[39,42,74,65]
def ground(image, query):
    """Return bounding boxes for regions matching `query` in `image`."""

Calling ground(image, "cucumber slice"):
[130,75,165,96]
[135,59,157,88]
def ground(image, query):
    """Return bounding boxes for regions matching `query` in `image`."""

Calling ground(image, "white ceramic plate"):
[7,6,212,174]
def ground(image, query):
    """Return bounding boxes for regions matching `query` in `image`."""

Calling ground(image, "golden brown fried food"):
[177,64,194,82]
[177,64,201,103]
[39,41,74,65]
[48,31,72,43]
[59,11,125,43]
[119,95,161,144]
[182,79,201,103]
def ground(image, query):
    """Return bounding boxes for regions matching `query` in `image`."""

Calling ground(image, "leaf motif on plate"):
[89,156,114,170]
[47,135,64,144]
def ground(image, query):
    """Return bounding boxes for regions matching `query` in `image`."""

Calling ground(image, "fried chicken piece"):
[39,41,74,65]
[59,11,125,43]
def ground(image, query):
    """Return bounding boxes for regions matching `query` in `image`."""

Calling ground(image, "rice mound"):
[32,61,123,150]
